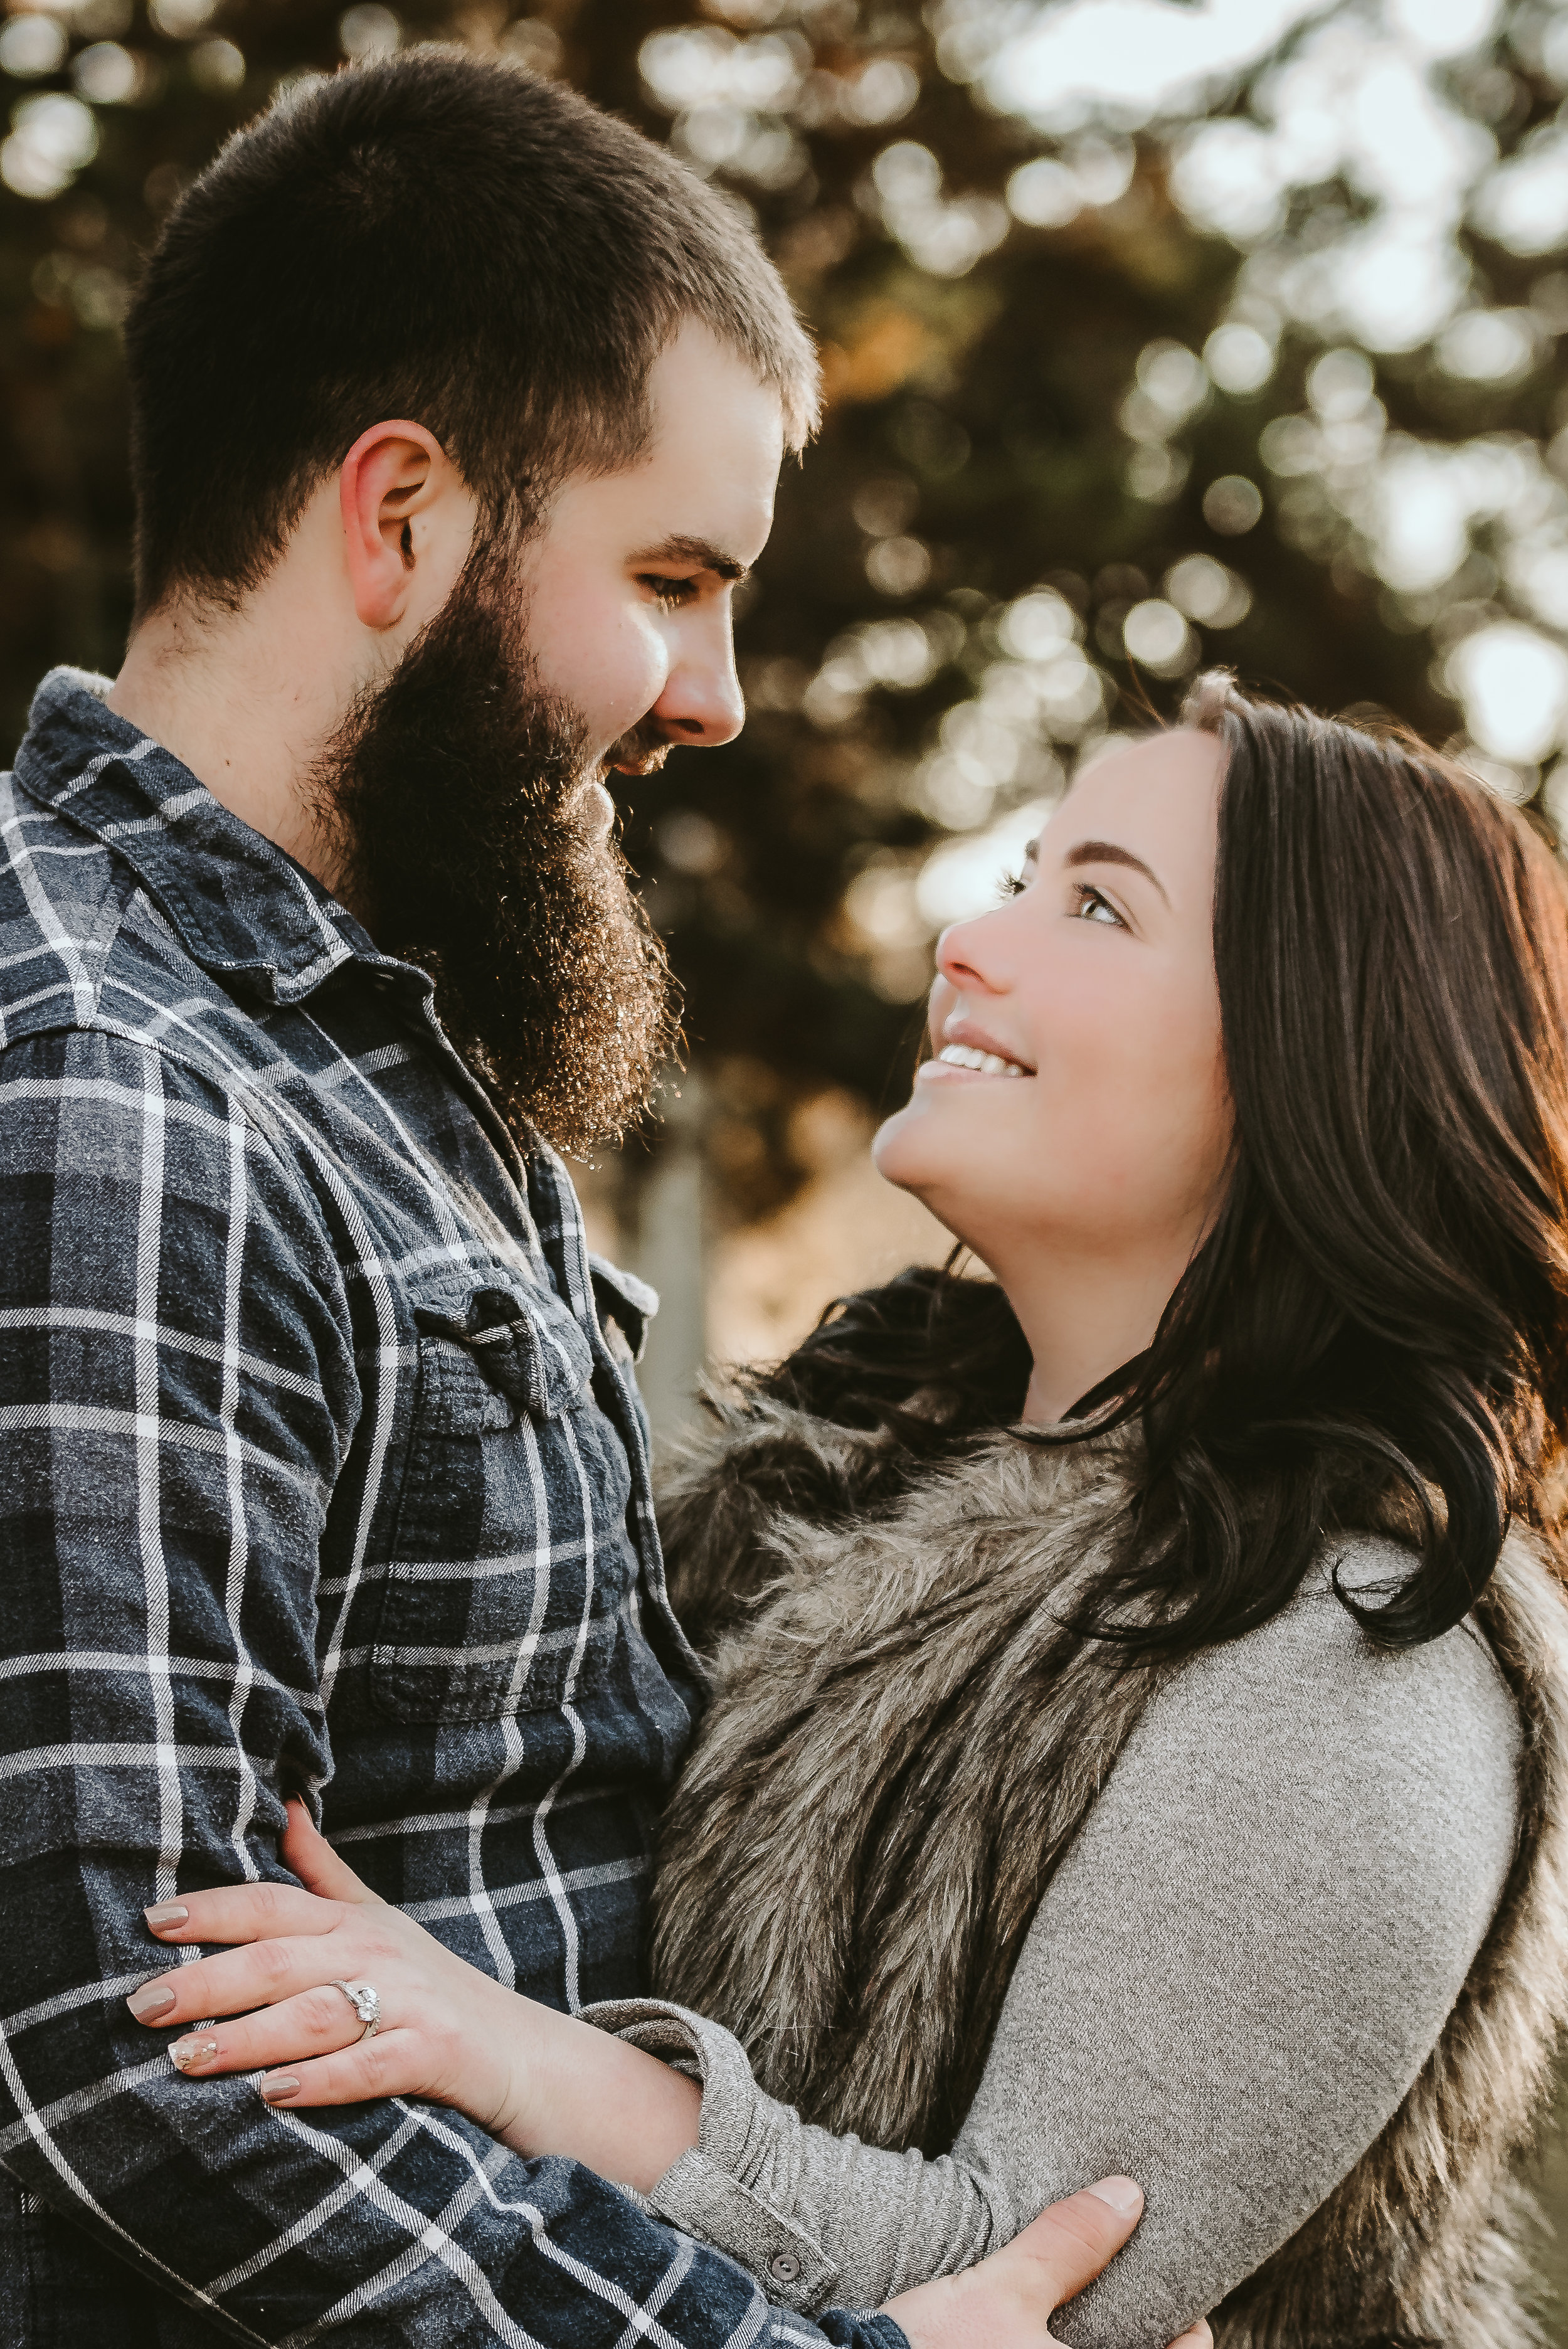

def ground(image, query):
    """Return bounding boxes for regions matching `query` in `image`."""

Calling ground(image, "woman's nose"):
[936,909,1013,997]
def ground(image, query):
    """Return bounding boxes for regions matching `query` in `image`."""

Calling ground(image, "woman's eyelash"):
[1071,882,1125,928]
[640,575,699,609]
[1003,870,1029,898]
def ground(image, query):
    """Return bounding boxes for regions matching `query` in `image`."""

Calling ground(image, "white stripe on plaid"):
[533,1408,602,2015]
[0,1404,327,1496]
[0,2027,265,2345]
[0,1304,329,1397]
[401,1853,648,1926]
[199,2110,428,2303]
[0,775,101,1028]
[0,1652,324,1704]
[221,1082,262,1879]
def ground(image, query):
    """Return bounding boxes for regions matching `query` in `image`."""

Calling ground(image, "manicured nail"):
[169,2036,221,2072]
[1086,2177,1143,2215]
[127,1984,176,2021]
[144,1903,188,1931]
[259,2076,299,2104]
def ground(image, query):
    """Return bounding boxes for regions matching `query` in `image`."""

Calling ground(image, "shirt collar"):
[13,665,388,1005]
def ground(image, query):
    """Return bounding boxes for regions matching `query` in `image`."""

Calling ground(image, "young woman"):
[127,677,1568,2348]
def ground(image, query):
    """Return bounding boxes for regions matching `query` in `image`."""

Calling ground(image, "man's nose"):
[653,630,746,748]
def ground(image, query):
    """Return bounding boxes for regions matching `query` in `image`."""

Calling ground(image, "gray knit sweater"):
[586,1549,1522,2346]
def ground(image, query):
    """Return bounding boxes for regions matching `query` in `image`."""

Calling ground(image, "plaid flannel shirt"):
[0,669,904,2349]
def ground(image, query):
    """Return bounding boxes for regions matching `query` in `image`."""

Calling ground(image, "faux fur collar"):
[653,1396,1568,2349]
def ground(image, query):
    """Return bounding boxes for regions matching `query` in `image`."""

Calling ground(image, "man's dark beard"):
[313,538,681,1158]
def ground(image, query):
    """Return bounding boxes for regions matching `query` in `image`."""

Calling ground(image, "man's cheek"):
[538,600,666,748]
[601,614,670,736]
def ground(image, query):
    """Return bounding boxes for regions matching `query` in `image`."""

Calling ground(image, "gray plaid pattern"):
[0,670,904,2349]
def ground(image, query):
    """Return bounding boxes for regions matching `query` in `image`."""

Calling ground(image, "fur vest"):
[650,1397,1568,2349]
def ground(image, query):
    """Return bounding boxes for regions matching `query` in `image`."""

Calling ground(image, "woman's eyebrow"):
[1064,838,1170,907]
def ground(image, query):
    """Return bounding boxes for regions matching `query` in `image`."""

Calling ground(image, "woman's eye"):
[1071,883,1125,928]
[640,575,699,610]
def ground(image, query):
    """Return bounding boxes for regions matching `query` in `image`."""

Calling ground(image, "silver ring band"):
[330,1978,381,2041]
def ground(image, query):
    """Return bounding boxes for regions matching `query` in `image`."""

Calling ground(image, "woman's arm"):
[122,1835,1221,2349]
[580,1576,1521,2346]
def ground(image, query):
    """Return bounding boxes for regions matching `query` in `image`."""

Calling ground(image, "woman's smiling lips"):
[918,1048,1029,1085]
[918,1023,1035,1084]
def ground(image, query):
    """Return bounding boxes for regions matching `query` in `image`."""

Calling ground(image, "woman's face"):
[873,728,1232,1277]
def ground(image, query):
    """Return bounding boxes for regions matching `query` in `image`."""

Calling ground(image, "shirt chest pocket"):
[371,1273,613,1724]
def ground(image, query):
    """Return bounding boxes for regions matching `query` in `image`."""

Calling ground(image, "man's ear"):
[339,420,458,631]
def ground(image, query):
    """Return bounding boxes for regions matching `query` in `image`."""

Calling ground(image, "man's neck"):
[108,588,361,898]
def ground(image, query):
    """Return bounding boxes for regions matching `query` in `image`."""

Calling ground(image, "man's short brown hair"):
[125,48,819,613]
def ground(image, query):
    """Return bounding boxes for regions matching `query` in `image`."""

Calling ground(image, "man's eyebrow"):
[627,534,750,583]
[1064,838,1170,906]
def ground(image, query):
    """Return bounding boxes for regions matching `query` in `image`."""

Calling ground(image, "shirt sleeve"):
[0,1025,902,2349]
[588,1576,1522,2346]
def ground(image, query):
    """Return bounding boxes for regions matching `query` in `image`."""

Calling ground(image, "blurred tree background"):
[8,0,1568,1173]
[4,0,1568,2309]
[9,0,1568,1260]
[6,0,1568,1220]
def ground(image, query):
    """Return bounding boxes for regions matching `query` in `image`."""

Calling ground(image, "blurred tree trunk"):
[627,1077,711,1445]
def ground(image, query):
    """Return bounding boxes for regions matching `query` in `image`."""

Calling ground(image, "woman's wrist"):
[492,1999,702,2192]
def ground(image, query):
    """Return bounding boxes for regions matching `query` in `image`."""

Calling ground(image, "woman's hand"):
[887,2182,1211,2349]
[125,1799,701,2187]
[126,1798,534,2133]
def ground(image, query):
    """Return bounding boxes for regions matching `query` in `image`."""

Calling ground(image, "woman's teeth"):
[936,1043,1029,1078]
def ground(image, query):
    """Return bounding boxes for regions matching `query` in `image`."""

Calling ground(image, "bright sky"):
[962,0,1568,814]
[993,0,1504,129]
[989,0,1327,130]
[992,0,1514,353]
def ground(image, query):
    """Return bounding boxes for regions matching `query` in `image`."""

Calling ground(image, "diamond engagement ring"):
[330,1979,381,2041]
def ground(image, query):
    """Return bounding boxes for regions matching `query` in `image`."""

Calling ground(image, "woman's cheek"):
[926,973,956,1037]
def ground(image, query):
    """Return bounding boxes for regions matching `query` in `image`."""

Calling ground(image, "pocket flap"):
[413,1278,594,1421]
[589,1255,660,1365]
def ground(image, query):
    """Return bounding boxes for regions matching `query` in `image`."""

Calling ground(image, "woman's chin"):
[872,1103,952,1204]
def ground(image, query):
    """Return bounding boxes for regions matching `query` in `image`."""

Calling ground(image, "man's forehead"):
[639,325,785,506]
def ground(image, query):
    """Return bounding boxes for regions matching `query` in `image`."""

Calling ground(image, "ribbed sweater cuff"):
[581,1996,841,2313]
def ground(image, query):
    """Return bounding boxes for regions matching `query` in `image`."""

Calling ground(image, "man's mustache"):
[605,718,674,778]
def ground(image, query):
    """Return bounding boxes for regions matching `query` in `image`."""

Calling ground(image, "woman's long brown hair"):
[760,676,1568,1657]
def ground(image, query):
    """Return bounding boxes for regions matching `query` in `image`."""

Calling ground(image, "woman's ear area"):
[338,419,474,632]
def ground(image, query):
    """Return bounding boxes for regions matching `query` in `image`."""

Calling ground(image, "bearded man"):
[0,49,1158,2349]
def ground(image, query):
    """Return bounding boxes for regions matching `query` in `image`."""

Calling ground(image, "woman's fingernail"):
[144,1903,188,1931]
[259,2076,299,2104]
[1086,2176,1143,2215]
[169,2036,221,2072]
[126,1985,176,2021]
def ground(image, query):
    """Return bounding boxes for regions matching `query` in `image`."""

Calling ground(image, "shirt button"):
[769,2253,801,2286]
